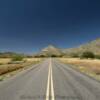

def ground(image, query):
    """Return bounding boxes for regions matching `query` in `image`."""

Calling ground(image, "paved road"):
[0,58,100,100]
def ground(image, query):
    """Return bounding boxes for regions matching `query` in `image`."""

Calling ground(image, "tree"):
[81,51,95,59]
[51,55,57,57]
[39,55,46,57]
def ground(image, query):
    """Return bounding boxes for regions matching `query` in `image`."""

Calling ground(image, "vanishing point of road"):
[0,58,100,100]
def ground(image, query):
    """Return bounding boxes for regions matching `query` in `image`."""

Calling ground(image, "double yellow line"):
[46,58,55,100]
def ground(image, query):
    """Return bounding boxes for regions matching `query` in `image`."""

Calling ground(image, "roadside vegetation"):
[58,49,100,81]
[0,54,41,81]
[34,54,64,58]
[12,55,24,61]
[59,58,100,81]
[67,51,100,60]
[80,51,96,59]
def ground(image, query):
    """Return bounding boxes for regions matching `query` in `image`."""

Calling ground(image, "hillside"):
[0,52,25,58]
[34,38,100,57]
[63,38,100,55]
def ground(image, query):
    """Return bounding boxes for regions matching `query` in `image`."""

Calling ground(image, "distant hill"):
[0,52,25,58]
[2,38,99,58]
[34,38,100,57]
[34,45,63,57]
[63,38,100,55]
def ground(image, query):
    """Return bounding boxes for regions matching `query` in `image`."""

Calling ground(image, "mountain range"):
[34,38,100,57]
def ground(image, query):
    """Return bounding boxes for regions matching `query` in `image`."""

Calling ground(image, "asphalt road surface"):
[0,58,100,100]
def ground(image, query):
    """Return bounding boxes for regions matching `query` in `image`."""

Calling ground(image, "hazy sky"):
[0,0,100,54]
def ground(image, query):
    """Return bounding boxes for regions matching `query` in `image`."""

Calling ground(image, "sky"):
[0,0,100,54]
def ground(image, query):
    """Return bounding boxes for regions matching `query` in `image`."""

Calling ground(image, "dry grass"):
[0,58,11,64]
[0,58,41,76]
[24,58,41,62]
[59,58,100,80]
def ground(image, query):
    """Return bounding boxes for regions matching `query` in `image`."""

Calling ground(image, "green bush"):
[95,55,100,59]
[39,55,46,57]
[0,77,4,81]
[50,54,63,57]
[51,55,57,57]
[12,55,24,61]
[81,51,95,59]
[70,53,79,58]
[0,63,3,65]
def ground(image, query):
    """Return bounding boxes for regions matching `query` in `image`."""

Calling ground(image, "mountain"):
[34,38,100,57]
[34,45,63,57]
[63,38,100,55]
[0,52,25,58]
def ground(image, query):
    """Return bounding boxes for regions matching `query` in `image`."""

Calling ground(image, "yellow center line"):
[50,58,55,100]
[46,58,55,100]
[46,59,51,100]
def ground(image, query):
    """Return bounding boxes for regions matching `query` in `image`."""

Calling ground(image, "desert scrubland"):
[0,58,41,80]
[59,58,100,80]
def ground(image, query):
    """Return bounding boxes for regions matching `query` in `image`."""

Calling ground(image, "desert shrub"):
[12,55,24,61]
[95,55,100,59]
[70,53,79,58]
[58,55,64,57]
[80,51,95,59]
[39,55,46,57]
[0,77,3,81]
[51,55,57,57]
[0,63,3,65]
[92,68,100,75]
